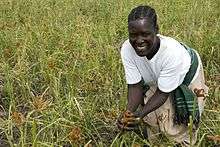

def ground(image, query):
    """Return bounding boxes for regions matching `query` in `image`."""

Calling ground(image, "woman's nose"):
[137,37,144,44]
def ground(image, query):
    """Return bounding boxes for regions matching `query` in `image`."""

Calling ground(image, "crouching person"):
[117,5,208,146]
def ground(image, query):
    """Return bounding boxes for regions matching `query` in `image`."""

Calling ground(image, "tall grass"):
[0,0,219,146]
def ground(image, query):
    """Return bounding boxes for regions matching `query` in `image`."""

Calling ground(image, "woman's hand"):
[116,110,142,131]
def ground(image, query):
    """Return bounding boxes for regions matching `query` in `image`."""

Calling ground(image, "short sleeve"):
[121,41,142,84]
[158,52,191,93]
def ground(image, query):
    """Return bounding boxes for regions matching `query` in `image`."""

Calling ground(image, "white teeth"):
[137,46,145,50]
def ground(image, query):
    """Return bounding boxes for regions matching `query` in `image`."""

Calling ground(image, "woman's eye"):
[129,33,136,38]
[143,33,151,37]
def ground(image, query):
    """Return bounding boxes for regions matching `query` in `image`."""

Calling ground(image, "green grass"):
[0,0,219,146]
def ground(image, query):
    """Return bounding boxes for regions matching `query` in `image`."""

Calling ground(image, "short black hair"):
[128,5,159,33]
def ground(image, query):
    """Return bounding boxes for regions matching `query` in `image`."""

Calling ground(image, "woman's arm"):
[116,81,144,130]
[138,88,169,119]
[126,81,145,112]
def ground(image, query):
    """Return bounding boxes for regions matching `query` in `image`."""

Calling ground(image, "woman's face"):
[128,18,157,57]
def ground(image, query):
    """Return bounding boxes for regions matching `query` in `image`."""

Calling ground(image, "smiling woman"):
[128,6,159,59]
[117,5,209,146]
[128,19,160,59]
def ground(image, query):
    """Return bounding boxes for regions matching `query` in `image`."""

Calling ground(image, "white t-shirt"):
[120,34,192,93]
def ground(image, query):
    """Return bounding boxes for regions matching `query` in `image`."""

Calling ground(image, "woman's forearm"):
[126,82,144,112]
[139,88,169,118]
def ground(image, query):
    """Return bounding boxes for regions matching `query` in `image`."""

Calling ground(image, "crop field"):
[0,0,219,146]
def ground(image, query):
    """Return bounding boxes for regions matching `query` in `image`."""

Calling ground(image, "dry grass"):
[0,0,219,146]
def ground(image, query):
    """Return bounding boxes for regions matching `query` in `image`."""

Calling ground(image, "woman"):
[117,5,208,146]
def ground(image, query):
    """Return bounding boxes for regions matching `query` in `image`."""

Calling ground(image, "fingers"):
[116,119,124,130]
[117,121,137,131]
[116,111,142,132]
[121,117,136,124]
[124,117,141,124]
[123,123,139,131]
[117,117,136,131]
[126,119,140,125]
[123,110,134,117]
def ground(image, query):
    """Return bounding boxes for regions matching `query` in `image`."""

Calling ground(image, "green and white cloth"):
[172,44,200,126]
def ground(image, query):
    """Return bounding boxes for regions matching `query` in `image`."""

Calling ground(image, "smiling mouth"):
[137,46,146,51]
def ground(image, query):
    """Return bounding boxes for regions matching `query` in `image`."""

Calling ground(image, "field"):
[0,0,219,146]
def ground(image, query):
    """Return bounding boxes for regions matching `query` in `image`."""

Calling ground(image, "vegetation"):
[0,0,219,146]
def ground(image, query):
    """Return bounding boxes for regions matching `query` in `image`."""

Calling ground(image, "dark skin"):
[127,81,169,119]
[128,18,160,59]
[117,18,169,130]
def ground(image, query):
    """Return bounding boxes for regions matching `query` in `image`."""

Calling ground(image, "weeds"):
[0,0,219,146]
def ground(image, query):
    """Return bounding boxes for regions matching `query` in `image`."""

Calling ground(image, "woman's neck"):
[146,36,160,60]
